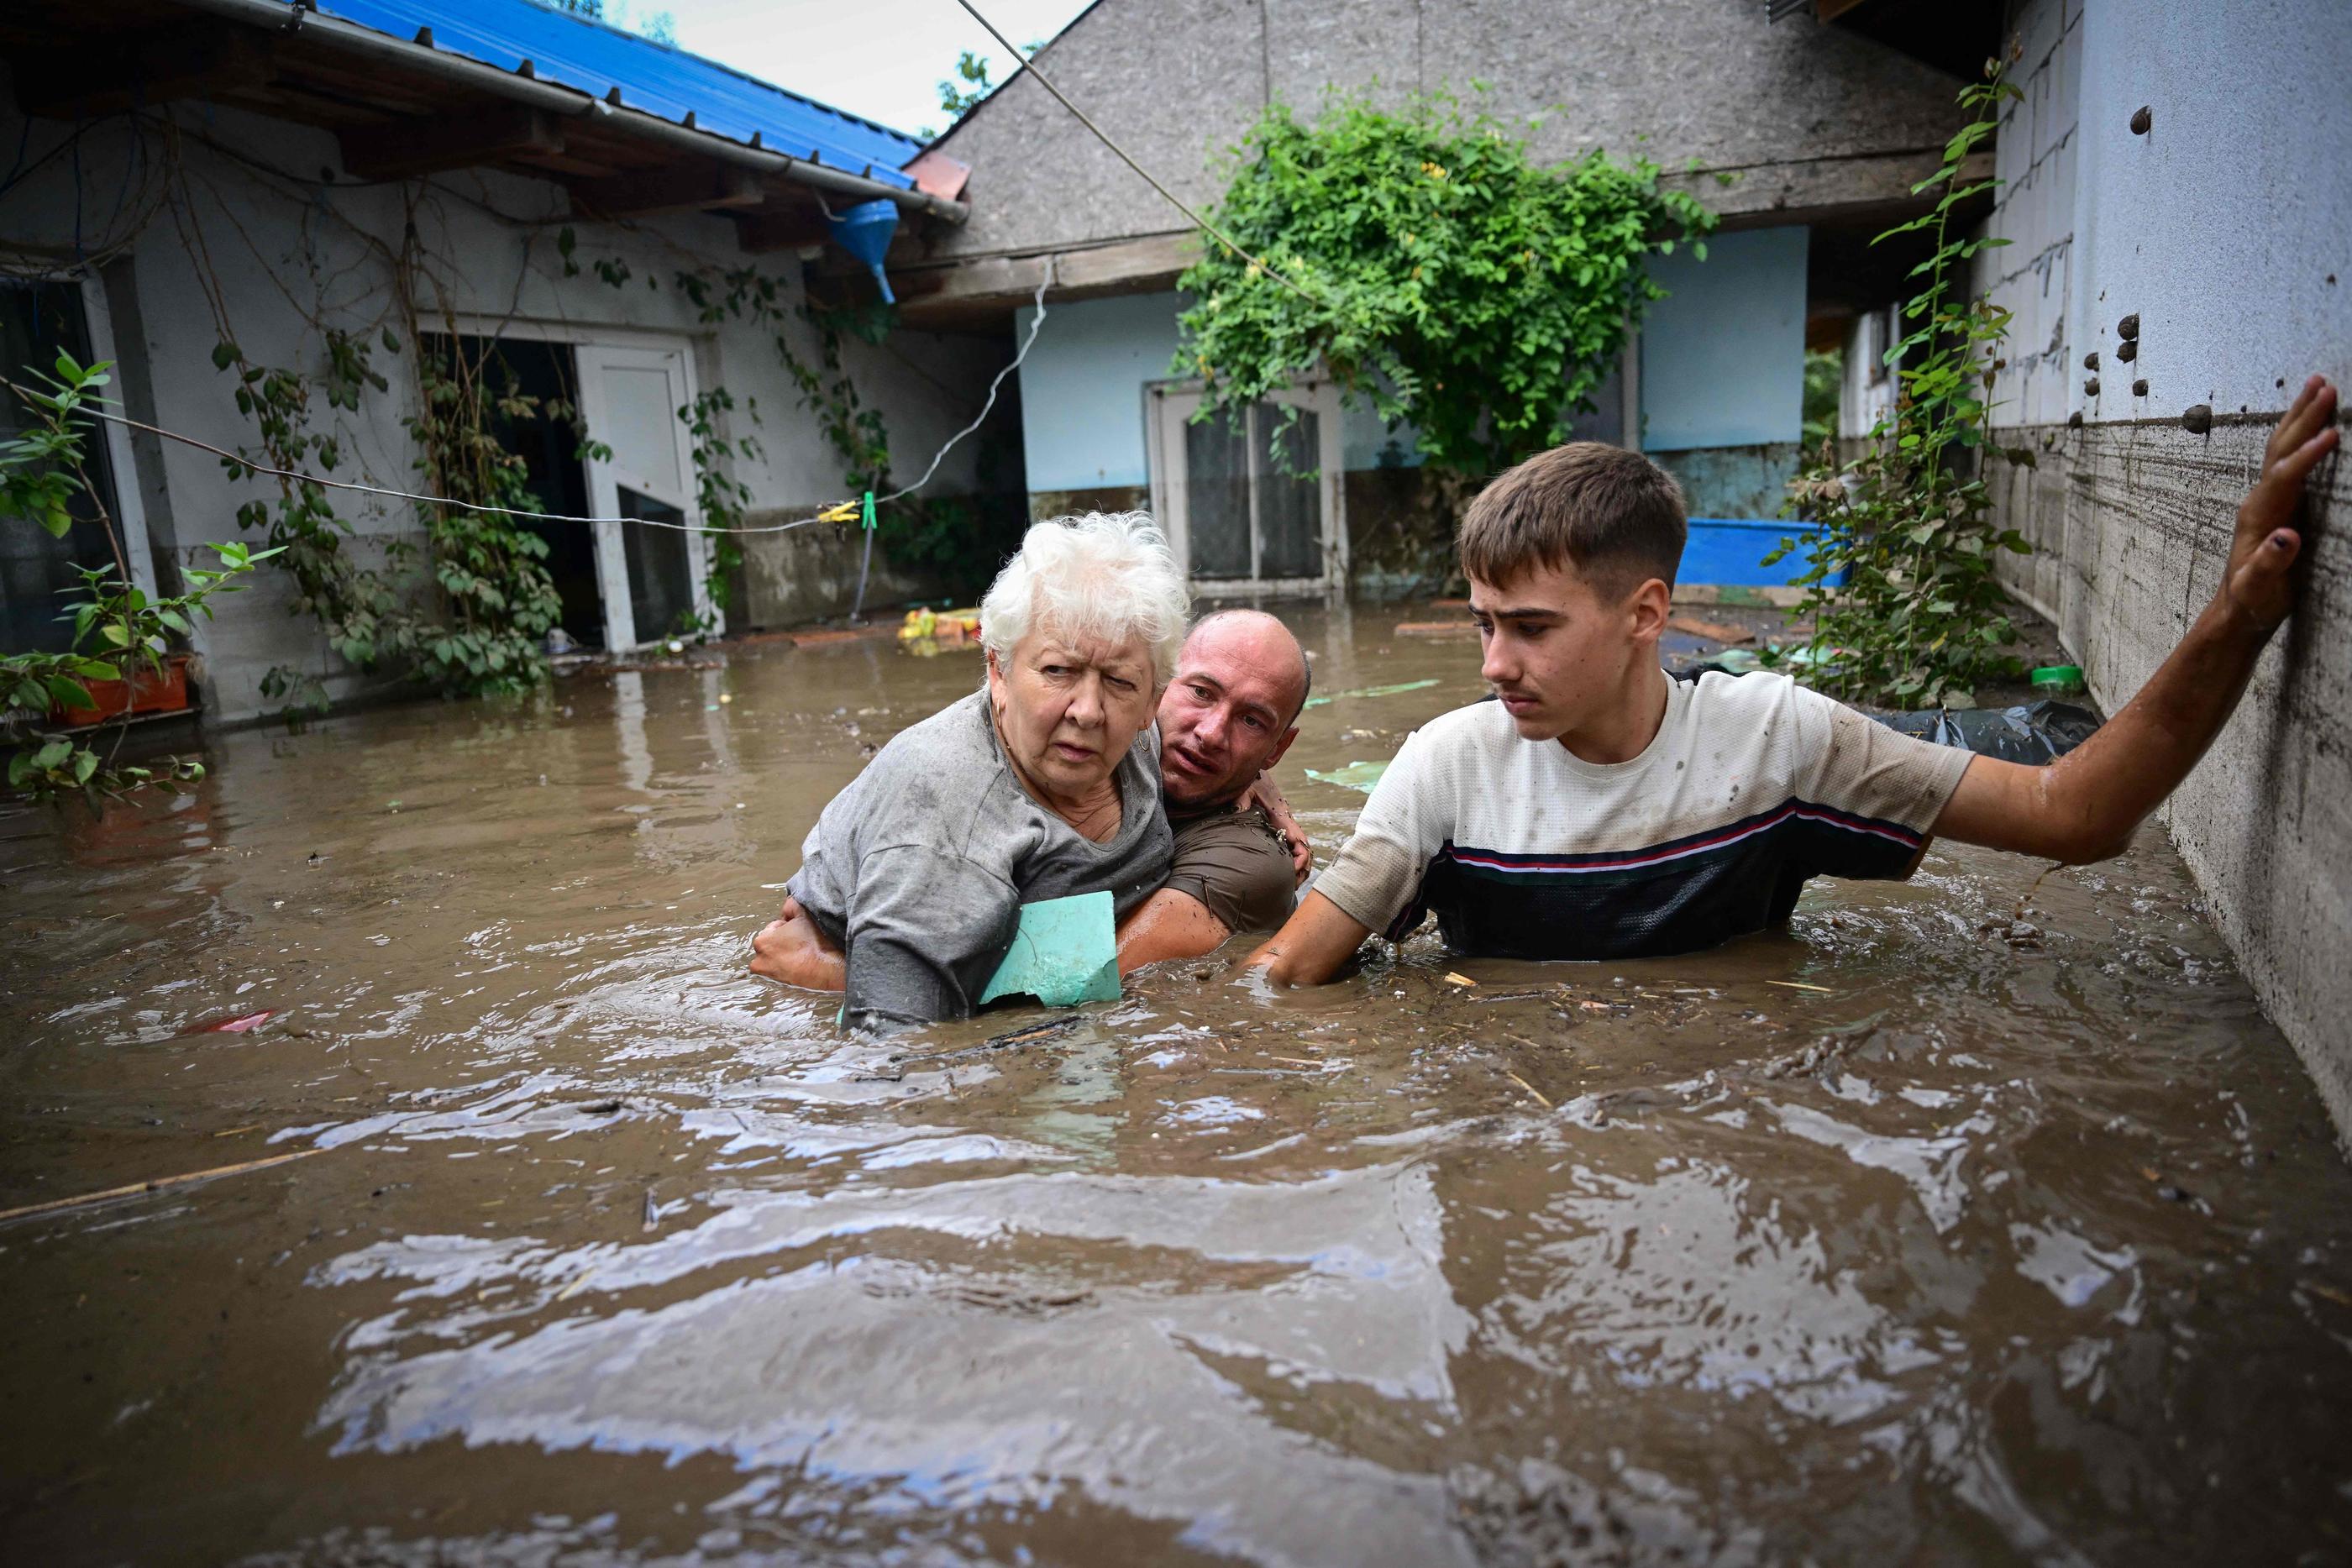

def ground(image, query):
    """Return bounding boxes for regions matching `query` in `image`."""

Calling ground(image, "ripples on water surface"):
[3,607,2349,1565]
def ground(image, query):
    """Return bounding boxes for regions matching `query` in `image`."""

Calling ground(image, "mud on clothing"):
[1312,670,1973,960]
[788,690,1171,1030]
[1163,803,1297,936]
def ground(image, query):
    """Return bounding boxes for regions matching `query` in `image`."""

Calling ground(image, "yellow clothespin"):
[815,499,860,524]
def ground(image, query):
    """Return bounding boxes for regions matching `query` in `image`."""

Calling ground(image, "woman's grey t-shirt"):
[787,690,1171,1030]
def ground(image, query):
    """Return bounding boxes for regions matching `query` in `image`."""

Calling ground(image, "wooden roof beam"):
[567,160,767,221]
[339,104,566,181]
[735,207,832,254]
[15,25,275,120]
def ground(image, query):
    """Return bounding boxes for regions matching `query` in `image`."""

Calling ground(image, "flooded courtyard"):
[4,603,2351,1565]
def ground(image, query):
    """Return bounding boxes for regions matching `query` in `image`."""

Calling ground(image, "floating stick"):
[0,1147,321,1226]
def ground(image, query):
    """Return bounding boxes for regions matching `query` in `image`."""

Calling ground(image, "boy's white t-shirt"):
[1314,670,1975,959]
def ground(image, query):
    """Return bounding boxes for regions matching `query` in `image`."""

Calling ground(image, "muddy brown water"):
[4,603,2350,1566]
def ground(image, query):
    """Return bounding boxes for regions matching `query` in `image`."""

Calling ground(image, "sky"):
[649,0,1098,140]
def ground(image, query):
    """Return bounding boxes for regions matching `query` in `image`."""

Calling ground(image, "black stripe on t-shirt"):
[1383,795,1929,956]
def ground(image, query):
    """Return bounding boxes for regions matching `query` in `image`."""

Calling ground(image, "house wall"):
[1016,229,1811,569]
[1973,0,2352,1139]
[1013,291,1184,506]
[1012,288,1418,531]
[927,0,1969,265]
[1640,225,1809,520]
[1,91,1007,725]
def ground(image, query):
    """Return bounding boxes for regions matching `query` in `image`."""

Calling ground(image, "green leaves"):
[1767,60,2029,711]
[1175,88,1715,477]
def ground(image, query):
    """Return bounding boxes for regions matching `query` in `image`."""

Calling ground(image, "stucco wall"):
[1012,291,1186,494]
[1013,286,1423,501]
[930,0,1968,264]
[1639,225,1809,518]
[1977,0,2352,1138]
[1641,226,1809,454]
[3,92,1007,724]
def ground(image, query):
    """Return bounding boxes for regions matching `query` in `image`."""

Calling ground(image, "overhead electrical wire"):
[950,0,1320,303]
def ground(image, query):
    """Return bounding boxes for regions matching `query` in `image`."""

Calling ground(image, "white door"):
[1147,378,1347,595]
[575,342,715,648]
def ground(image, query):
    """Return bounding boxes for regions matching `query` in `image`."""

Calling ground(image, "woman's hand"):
[1237,771,1312,884]
[749,895,848,992]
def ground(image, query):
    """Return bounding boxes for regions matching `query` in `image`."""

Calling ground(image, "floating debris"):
[0,1148,321,1226]
[1304,679,1437,708]
[1305,760,1391,794]
[180,1009,275,1035]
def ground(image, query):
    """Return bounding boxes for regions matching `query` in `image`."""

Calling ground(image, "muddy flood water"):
[5,603,2352,1566]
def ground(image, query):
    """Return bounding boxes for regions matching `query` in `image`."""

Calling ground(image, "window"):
[1147,380,1347,593]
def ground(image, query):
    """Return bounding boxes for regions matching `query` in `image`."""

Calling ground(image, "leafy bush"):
[1176,88,1716,477]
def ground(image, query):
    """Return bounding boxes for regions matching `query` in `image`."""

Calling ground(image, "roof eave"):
[175,0,969,223]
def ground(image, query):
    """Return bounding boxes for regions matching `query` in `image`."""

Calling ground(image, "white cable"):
[7,268,1053,542]
[875,254,1053,504]
[5,387,841,535]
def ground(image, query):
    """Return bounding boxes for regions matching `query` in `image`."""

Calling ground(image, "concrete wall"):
[1640,225,1809,518]
[929,0,1969,265]
[1975,0,2352,1138]
[1013,287,1420,517]
[2,89,1005,724]
[1013,291,1186,494]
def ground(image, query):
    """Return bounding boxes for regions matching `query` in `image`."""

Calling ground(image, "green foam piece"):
[1305,759,1390,795]
[1303,678,1437,708]
[979,890,1121,1007]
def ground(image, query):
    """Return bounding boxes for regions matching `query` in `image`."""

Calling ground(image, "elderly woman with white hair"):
[760,512,1191,1030]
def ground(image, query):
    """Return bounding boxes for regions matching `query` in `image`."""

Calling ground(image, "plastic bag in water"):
[1872,699,2101,763]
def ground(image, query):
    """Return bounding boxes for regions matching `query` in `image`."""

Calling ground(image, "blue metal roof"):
[312,0,924,190]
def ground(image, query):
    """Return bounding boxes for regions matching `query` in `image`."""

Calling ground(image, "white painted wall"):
[2064,0,2349,423]
[1977,0,2082,427]
[1981,0,2351,430]
[3,93,1003,724]
[1639,226,1810,451]
[1974,0,2352,1140]
[1012,291,1185,496]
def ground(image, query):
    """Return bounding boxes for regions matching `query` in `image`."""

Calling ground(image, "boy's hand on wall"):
[2224,375,2339,632]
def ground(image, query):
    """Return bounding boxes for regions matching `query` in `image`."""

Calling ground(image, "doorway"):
[574,341,715,647]
[431,333,606,649]
[1147,379,1347,595]
[434,329,717,651]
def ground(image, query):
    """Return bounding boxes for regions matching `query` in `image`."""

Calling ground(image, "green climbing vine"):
[1177,87,1718,477]
[402,337,569,687]
[681,384,757,628]
[1767,57,2034,710]
[213,322,570,711]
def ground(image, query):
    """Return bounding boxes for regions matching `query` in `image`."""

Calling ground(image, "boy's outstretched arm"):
[1935,375,2339,862]
[1242,889,1373,988]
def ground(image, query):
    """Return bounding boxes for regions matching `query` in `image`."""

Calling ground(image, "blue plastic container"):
[1677,518,1845,590]
[827,198,900,305]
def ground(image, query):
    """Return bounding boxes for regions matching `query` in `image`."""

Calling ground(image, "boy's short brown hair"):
[1457,442,1687,598]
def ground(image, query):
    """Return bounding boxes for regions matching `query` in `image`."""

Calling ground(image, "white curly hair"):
[979,511,1190,683]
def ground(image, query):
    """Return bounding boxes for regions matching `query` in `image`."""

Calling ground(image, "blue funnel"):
[827,198,900,304]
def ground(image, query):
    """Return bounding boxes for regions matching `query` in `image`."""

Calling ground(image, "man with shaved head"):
[1114,608,1313,968]
[753,607,1312,989]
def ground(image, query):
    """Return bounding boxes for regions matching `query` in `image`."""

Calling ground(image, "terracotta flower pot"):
[53,652,193,727]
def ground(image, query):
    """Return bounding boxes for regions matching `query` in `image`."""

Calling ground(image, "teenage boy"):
[1247,376,2339,985]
